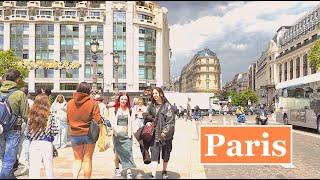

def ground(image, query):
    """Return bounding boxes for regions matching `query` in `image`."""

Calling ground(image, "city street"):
[17,114,320,179]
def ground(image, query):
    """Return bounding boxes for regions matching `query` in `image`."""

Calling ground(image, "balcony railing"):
[60,15,79,22]
[10,14,28,21]
[84,15,104,22]
[35,15,54,21]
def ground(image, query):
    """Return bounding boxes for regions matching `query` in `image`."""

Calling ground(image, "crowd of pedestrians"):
[0,69,176,179]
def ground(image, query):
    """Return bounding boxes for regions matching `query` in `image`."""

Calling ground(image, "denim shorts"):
[70,135,95,146]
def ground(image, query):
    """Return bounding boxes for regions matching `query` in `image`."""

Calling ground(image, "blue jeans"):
[0,130,21,179]
[70,135,95,146]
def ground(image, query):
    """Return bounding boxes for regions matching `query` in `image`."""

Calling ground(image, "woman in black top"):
[143,87,175,179]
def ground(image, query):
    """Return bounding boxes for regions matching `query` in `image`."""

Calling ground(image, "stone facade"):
[178,48,221,93]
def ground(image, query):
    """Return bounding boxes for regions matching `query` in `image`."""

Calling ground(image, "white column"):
[273,63,278,84]
[133,25,140,91]
[3,22,10,50]
[300,55,303,76]
[79,24,85,83]
[104,1,114,92]
[53,23,60,92]
[28,23,35,93]
[307,53,311,75]
[285,62,288,81]
[126,1,134,91]
[156,30,163,87]
[293,59,296,79]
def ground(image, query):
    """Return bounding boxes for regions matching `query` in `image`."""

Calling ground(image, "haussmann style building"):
[178,48,221,93]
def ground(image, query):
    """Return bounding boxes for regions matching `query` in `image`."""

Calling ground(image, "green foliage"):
[0,50,29,88]
[227,89,258,106]
[308,40,320,70]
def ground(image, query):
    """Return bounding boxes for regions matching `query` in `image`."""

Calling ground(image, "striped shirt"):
[26,113,59,142]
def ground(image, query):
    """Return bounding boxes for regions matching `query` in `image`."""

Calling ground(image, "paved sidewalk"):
[18,119,206,179]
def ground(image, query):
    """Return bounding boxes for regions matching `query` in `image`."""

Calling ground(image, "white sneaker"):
[127,172,132,179]
[115,168,121,177]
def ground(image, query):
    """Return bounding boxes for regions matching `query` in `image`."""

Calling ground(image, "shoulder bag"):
[141,103,165,142]
[88,102,101,143]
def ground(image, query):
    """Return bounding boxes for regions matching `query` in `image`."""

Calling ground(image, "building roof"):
[193,48,216,59]
[276,26,290,33]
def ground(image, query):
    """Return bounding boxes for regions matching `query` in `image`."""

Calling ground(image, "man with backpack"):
[0,69,29,179]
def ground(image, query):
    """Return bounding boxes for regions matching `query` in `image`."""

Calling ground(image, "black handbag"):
[142,104,165,142]
[88,120,100,142]
[88,102,100,142]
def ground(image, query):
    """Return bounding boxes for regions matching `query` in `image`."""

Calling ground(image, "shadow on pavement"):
[114,169,181,179]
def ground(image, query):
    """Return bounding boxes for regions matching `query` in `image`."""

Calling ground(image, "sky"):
[157,1,319,85]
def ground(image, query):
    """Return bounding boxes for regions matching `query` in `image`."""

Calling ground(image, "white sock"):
[150,161,158,176]
[127,168,131,174]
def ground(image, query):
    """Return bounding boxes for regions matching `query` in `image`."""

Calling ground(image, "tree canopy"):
[0,50,29,87]
[308,39,320,70]
[227,89,258,107]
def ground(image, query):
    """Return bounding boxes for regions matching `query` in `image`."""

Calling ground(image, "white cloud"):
[220,43,248,51]
[170,15,223,55]
[169,1,320,62]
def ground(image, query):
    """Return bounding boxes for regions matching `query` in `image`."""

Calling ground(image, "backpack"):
[0,89,18,133]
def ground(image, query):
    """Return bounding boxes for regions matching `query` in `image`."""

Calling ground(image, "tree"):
[0,50,29,88]
[227,89,258,106]
[308,39,320,70]
[240,89,258,106]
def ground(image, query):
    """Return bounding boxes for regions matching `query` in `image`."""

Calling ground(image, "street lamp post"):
[113,52,119,94]
[98,71,104,95]
[90,38,99,94]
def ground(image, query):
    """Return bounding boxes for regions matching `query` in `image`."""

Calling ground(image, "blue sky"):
[157,1,319,85]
